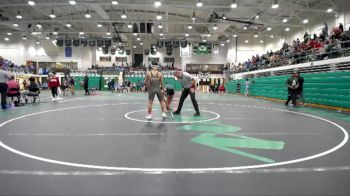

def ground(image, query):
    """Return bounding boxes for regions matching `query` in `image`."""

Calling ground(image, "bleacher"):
[226,58,350,109]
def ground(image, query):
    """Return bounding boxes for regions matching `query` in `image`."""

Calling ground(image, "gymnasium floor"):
[0,91,350,196]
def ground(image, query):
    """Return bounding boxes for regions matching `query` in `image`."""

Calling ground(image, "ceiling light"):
[112,1,118,5]
[36,41,40,44]
[272,0,279,9]
[226,40,230,43]
[203,39,206,42]
[22,36,27,40]
[270,35,274,38]
[133,33,138,36]
[260,40,264,43]
[192,12,196,21]
[4,37,9,41]
[243,26,247,30]
[285,27,290,31]
[254,34,258,38]
[106,32,111,36]
[46,36,50,40]
[207,34,211,37]
[154,1,161,7]
[79,31,84,35]
[133,45,136,48]
[121,10,127,19]
[196,0,203,7]
[231,0,238,8]
[66,23,71,28]
[303,19,309,24]
[267,27,272,31]
[36,23,42,28]
[127,23,132,28]
[188,25,193,30]
[49,9,56,19]
[282,18,288,23]
[327,7,333,13]
[85,10,91,18]
[97,23,103,28]
[221,43,225,46]
[13,23,18,27]
[222,14,227,20]
[69,1,76,5]
[53,31,58,35]
[140,42,143,45]
[156,14,162,20]
[245,40,249,43]
[81,36,85,39]
[185,33,189,37]
[158,23,163,29]
[7,32,12,36]
[160,33,164,36]
[233,34,238,37]
[255,14,259,19]
[28,1,35,6]
[16,10,22,19]
[137,37,141,41]
[213,24,218,30]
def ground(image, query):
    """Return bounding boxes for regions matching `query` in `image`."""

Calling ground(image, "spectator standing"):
[69,76,75,95]
[285,72,299,107]
[110,78,115,92]
[83,74,90,95]
[296,71,305,105]
[339,23,344,33]
[245,78,250,97]
[0,63,11,109]
[48,72,61,101]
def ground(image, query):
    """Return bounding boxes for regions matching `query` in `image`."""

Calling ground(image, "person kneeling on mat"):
[144,65,167,120]
[173,70,200,116]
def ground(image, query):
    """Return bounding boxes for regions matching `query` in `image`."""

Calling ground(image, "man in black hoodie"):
[285,72,299,107]
[84,74,90,95]
[296,71,305,105]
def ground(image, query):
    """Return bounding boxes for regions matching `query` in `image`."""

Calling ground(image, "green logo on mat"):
[178,121,285,163]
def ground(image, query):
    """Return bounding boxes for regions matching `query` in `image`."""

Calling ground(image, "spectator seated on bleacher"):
[22,77,40,103]
[6,75,21,102]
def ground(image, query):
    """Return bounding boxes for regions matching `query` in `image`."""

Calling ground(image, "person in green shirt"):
[285,72,299,107]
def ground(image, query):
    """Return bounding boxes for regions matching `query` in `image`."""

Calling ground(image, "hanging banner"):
[65,47,72,58]
[180,43,191,57]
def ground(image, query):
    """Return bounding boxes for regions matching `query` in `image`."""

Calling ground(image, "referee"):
[173,70,200,116]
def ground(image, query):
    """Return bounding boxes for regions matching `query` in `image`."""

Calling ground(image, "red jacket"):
[6,79,20,95]
[48,77,60,88]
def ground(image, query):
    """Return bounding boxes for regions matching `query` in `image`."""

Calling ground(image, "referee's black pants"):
[176,88,199,113]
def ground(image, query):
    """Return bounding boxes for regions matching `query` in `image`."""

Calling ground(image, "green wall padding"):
[226,71,350,108]
[73,76,101,90]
